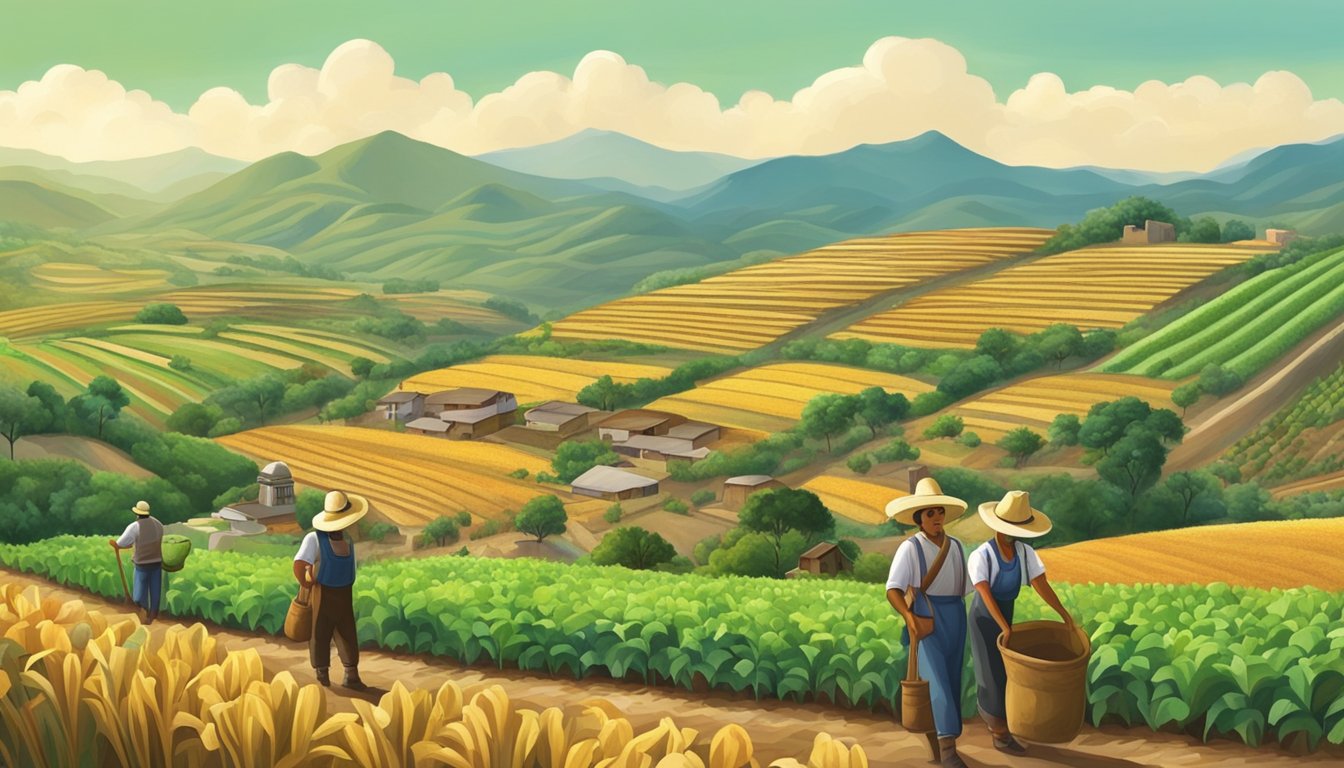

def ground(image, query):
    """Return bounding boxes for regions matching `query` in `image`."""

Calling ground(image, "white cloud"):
[2,37,1342,171]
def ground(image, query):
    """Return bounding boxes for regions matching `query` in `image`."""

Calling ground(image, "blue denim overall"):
[902,536,968,739]
[969,541,1029,724]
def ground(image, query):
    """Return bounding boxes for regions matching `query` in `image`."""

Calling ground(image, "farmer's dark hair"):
[914,509,926,526]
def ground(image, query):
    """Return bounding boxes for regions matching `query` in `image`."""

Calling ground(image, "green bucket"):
[161,534,193,573]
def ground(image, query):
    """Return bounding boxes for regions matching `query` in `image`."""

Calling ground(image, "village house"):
[524,401,598,435]
[722,475,786,508]
[376,391,426,421]
[1121,219,1176,245]
[405,417,452,437]
[1265,228,1298,246]
[422,388,518,439]
[612,434,712,463]
[214,460,300,533]
[570,465,660,501]
[664,422,721,448]
[788,542,852,578]
[597,409,686,442]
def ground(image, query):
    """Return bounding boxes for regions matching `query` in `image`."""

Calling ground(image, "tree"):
[1078,397,1152,454]
[576,375,624,411]
[135,303,188,325]
[800,393,858,451]
[1049,414,1081,446]
[1144,409,1186,445]
[923,414,965,440]
[1037,324,1084,369]
[957,431,981,448]
[998,427,1045,467]
[1040,196,1186,253]
[0,385,43,459]
[937,355,1003,398]
[1183,217,1222,243]
[454,510,473,527]
[514,495,567,542]
[874,438,919,463]
[72,376,130,439]
[1162,471,1220,526]
[168,355,192,372]
[590,526,676,570]
[1208,461,1242,487]
[215,375,287,424]
[25,381,66,433]
[349,357,375,379]
[975,328,1020,365]
[422,516,460,547]
[1096,427,1168,502]
[1171,383,1201,417]
[1080,329,1118,359]
[551,440,620,483]
[296,489,325,530]
[738,488,835,577]
[855,387,909,438]
[1198,364,1242,397]
[1221,220,1255,243]
[166,403,219,437]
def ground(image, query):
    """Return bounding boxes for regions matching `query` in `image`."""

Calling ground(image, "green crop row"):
[2,536,1342,751]
[1105,247,1344,377]
[1224,362,1344,483]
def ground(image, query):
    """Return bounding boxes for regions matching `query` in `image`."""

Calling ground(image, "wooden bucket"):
[900,678,935,732]
[998,620,1091,743]
[284,586,313,642]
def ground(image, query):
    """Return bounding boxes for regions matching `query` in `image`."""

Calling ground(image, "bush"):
[454,511,472,527]
[470,519,503,540]
[590,526,677,570]
[603,504,623,524]
[690,489,716,507]
[367,522,399,542]
[295,489,324,530]
[1199,364,1244,397]
[662,498,690,515]
[852,552,890,583]
[422,516,461,547]
[508,468,530,479]
[957,431,982,448]
[923,414,965,440]
[168,355,192,372]
[846,454,873,474]
[135,303,188,325]
[874,438,919,463]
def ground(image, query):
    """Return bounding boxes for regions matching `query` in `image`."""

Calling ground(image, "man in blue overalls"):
[884,478,972,768]
[968,490,1074,755]
[294,490,371,690]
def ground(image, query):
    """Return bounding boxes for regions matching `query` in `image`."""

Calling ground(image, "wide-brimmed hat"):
[979,490,1052,537]
[885,478,968,526]
[132,500,152,516]
[312,490,369,532]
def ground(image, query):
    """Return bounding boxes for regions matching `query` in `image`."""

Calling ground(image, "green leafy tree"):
[576,375,624,411]
[1041,196,1186,253]
[836,538,862,564]
[874,438,919,463]
[590,526,676,570]
[800,393,858,451]
[1037,324,1084,368]
[166,403,221,437]
[1078,397,1152,454]
[1220,220,1255,243]
[1198,364,1243,396]
[1171,383,1201,417]
[707,529,783,578]
[937,355,1003,399]
[135,303,188,325]
[349,357,375,379]
[1145,408,1186,445]
[218,375,287,425]
[738,488,835,577]
[1208,461,1242,487]
[1183,217,1222,243]
[1162,471,1220,526]
[422,516,460,547]
[24,381,66,433]
[551,439,620,483]
[923,414,964,440]
[168,355,193,372]
[855,387,909,438]
[0,385,44,459]
[974,328,1020,365]
[72,376,130,439]
[1080,329,1118,359]
[296,489,325,530]
[998,427,1045,467]
[1048,414,1081,446]
[515,495,568,542]
[1096,427,1168,501]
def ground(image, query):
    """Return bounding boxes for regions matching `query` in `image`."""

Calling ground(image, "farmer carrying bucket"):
[109,501,166,624]
[883,478,972,768]
[971,490,1088,747]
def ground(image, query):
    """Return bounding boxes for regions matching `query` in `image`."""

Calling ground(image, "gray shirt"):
[117,517,164,565]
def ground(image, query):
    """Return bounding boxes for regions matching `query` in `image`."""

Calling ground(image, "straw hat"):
[132,500,152,516]
[979,490,1052,537]
[312,490,369,532]
[885,478,968,526]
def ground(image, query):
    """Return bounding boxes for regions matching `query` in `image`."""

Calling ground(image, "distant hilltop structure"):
[1121,220,1176,245]
[1265,228,1298,246]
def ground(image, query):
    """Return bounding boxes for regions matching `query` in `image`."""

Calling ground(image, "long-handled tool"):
[111,542,133,605]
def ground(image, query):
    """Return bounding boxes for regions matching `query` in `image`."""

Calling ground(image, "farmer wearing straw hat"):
[293,490,371,691]
[109,500,165,624]
[884,478,973,768]
[968,490,1075,755]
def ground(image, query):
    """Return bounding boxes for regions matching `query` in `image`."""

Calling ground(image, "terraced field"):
[1039,518,1344,589]
[800,475,904,525]
[835,242,1275,348]
[548,228,1052,353]
[217,425,608,527]
[939,372,1178,442]
[402,355,672,404]
[649,362,935,437]
[1222,362,1344,486]
[31,262,170,294]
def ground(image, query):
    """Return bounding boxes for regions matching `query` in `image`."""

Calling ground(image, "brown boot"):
[938,737,967,768]
[314,667,330,687]
[342,666,369,692]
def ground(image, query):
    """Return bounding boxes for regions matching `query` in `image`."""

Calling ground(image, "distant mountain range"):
[2,129,1342,311]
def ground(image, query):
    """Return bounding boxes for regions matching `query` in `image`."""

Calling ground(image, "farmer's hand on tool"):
[108,539,118,548]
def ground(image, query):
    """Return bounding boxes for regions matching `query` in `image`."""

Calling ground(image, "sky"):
[2,0,1343,170]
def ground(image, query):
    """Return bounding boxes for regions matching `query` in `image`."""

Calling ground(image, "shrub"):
[957,431,982,448]
[846,454,873,474]
[690,489,716,507]
[874,438,919,463]
[422,516,460,547]
[135,303,188,325]
[662,498,690,515]
[367,522,399,542]
[168,355,193,372]
[454,511,472,527]
[604,503,623,524]
[923,414,964,440]
[508,468,530,479]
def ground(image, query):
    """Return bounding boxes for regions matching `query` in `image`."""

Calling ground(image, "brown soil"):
[4,567,1338,767]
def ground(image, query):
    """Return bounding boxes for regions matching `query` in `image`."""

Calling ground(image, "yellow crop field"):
[835,242,1276,348]
[218,425,607,527]
[403,355,671,404]
[801,475,903,525]
[1040,518,1344,589]
[936,372,1178,441]
[650,362,934,434]
[32,262,169,294]
[233,324,392,363]
[549,228,1053,352]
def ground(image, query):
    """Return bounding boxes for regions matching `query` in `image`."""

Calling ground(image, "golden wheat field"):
[1039,518,1344,589]
[650,362,935,436]
[402,355,672,404]
[934,372,1179,442]
[217,425,608,527]
[800,475,904,525]
[31,262,170,294]
[834,242,1277,348]
[548,228,1053,352]
[0,583,870,768]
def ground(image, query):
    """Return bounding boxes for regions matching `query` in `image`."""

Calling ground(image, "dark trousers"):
[132,563,163,617]
[310,584,359,670]
[969,592,1016,731]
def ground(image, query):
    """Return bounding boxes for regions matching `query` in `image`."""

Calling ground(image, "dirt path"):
[5,568,1337,767]
[1167,315,1344,471]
